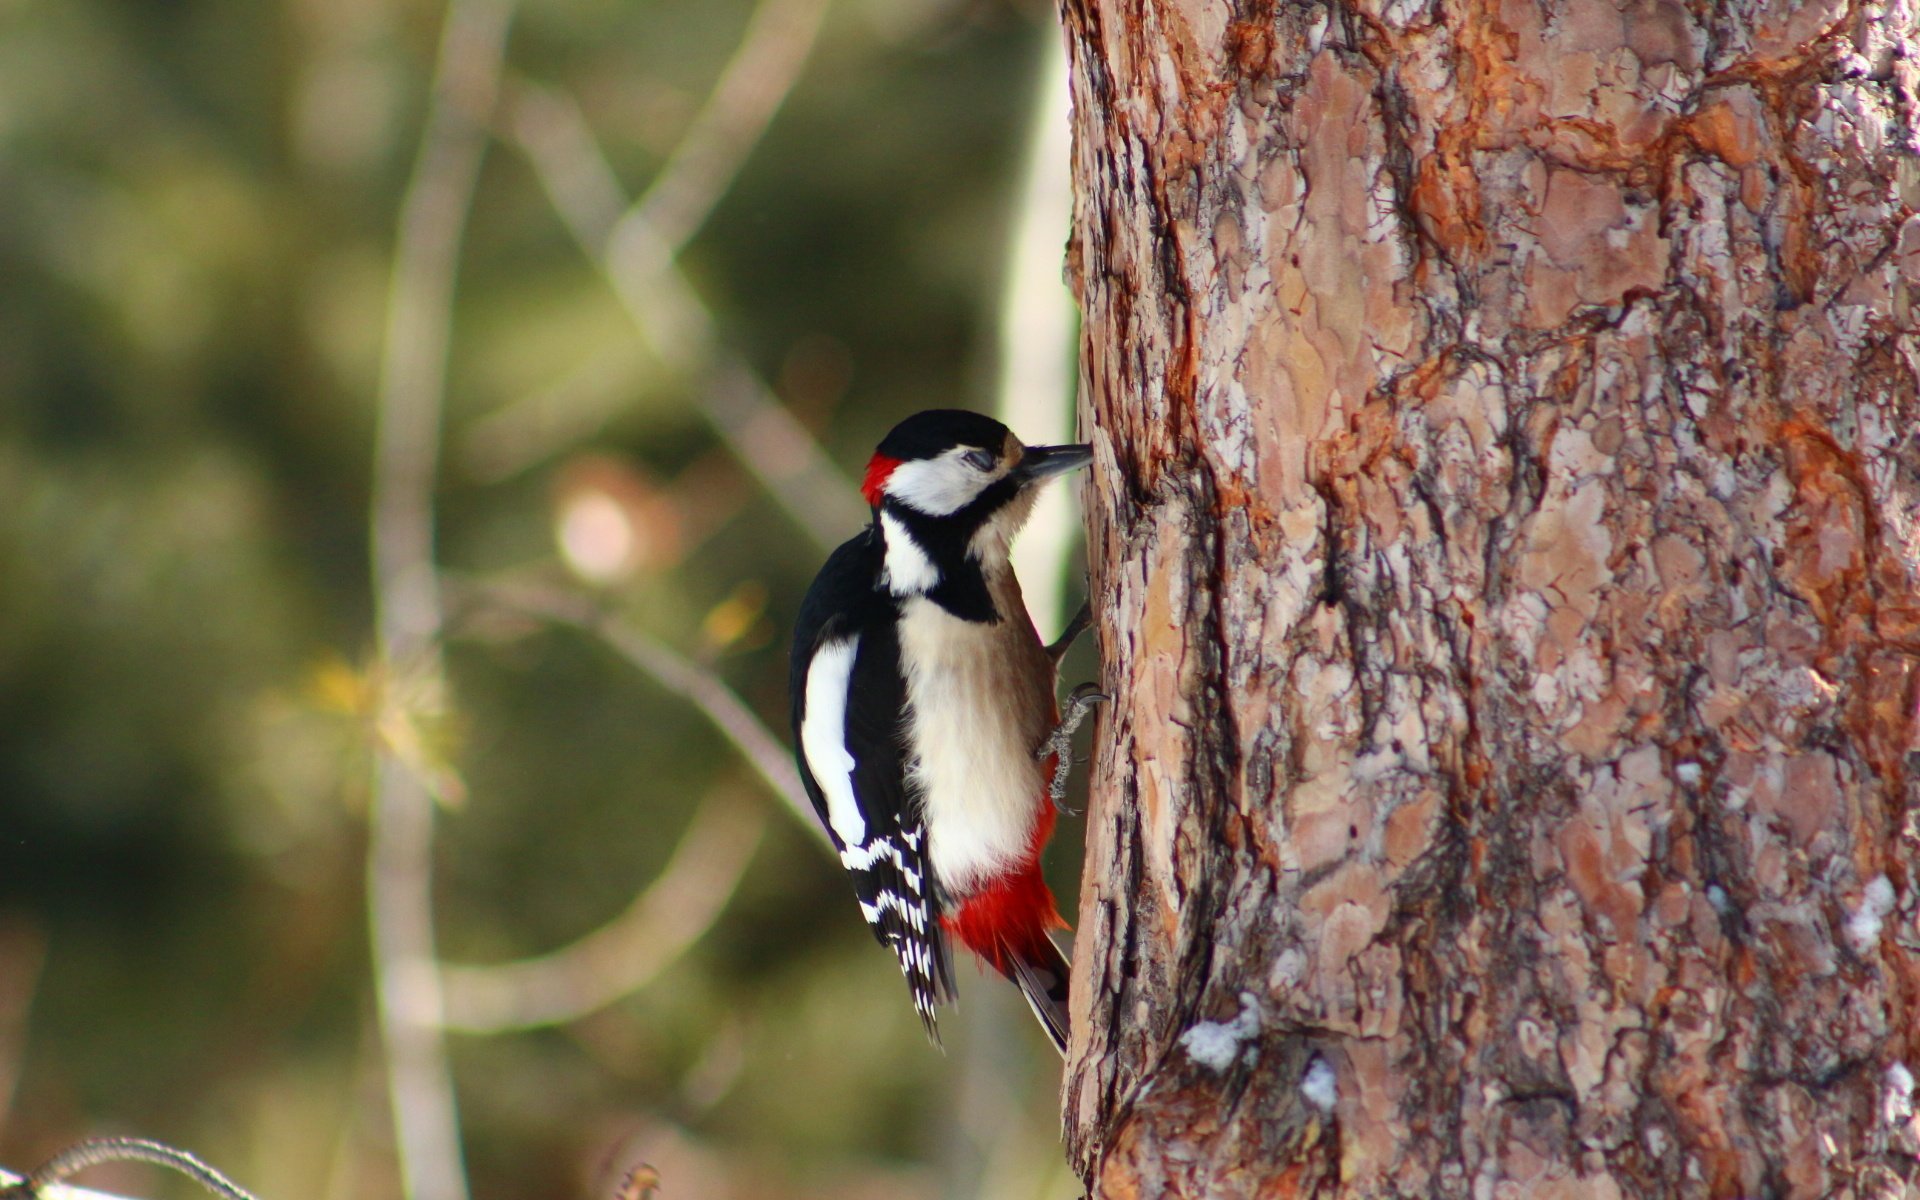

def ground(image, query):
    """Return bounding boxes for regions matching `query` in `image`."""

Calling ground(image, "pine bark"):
[1058,1,1920,1196]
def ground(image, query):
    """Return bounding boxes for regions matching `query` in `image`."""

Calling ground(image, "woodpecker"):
[790,409,1099,1054]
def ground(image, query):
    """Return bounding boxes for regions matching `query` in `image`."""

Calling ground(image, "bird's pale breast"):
[898,565,1054,896]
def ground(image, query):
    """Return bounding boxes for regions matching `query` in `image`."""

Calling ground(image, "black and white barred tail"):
[842,820,954,1045]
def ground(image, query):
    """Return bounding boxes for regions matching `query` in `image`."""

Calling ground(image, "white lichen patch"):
[1885,1062,1916,1125]
[1846,875,1896,952]
[1300,1054,1338,1112]
[1181,992,1263,1071]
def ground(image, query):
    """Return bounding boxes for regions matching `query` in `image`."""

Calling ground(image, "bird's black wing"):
[790,529,955,1043]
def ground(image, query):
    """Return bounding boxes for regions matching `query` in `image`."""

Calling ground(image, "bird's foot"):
[1040,682,1108,814]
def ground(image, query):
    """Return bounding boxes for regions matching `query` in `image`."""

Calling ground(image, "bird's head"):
[860,410,1090,598]
[861,409,1090,519]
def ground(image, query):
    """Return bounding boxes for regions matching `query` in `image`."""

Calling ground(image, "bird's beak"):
[1017,443,1093,483]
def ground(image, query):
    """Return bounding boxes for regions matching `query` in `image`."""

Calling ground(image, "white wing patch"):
[800,635,866,847]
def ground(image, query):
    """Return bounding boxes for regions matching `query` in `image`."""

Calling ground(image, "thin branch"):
[367,4,513,1200]
[459,580,822,843]
[500,82,627,270]
[613,0,830,262]
[0,1139,257,1200]
[504,54,863,548]
[374,0,514,657]
[438,789,766,1032]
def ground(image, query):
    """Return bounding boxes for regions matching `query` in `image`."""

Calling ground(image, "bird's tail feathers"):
[1007,932,1072,1057]
[942,865,1071,1054]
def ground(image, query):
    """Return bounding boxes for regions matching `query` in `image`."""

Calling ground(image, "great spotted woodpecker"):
[790,409,1098,1054]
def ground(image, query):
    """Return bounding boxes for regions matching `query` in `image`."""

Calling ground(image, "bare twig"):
[368,4,513,1200]
[463,0,838,487]
[374,0,514,658]
[438,790,766,1032]
[503,39,863,547]
[458,580,821,842]
[0,1139,257,1200]
[614,0,830,262]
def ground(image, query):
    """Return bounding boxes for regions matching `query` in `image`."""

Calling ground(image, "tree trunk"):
[1058,1,1920,1196]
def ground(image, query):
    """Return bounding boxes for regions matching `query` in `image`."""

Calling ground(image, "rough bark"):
[1058,1,1920,1196]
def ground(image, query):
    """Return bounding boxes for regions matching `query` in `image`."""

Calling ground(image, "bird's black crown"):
[874,410,1009,461]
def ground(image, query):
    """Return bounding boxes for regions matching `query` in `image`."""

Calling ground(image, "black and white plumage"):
[791,543,956,1028]
[789,409,1092,1053]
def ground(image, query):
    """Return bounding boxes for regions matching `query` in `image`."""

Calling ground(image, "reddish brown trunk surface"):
[1059,1,1920,1196]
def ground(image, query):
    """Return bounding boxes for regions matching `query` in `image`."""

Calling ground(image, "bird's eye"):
[963,449,996,471]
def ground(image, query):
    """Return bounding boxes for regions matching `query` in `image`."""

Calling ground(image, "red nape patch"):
[861,454,903,508]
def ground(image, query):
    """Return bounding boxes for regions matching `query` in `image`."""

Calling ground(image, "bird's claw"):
[1041,683,1109,814]
[1066,681,1109,708]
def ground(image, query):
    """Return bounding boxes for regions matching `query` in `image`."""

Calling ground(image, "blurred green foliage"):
[0,0,1083,1196]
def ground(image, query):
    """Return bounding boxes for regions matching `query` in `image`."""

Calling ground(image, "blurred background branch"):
[504,64,864,549]
[438,788,765,1033]
[458,0,833,489]
[455,581,819,838]
[615,0,830,261]
[367,3,514,1200]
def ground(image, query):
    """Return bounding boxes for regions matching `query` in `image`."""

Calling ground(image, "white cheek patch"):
[800,636,866,847]
[884,448,1005,516]
[879,511,940,595]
